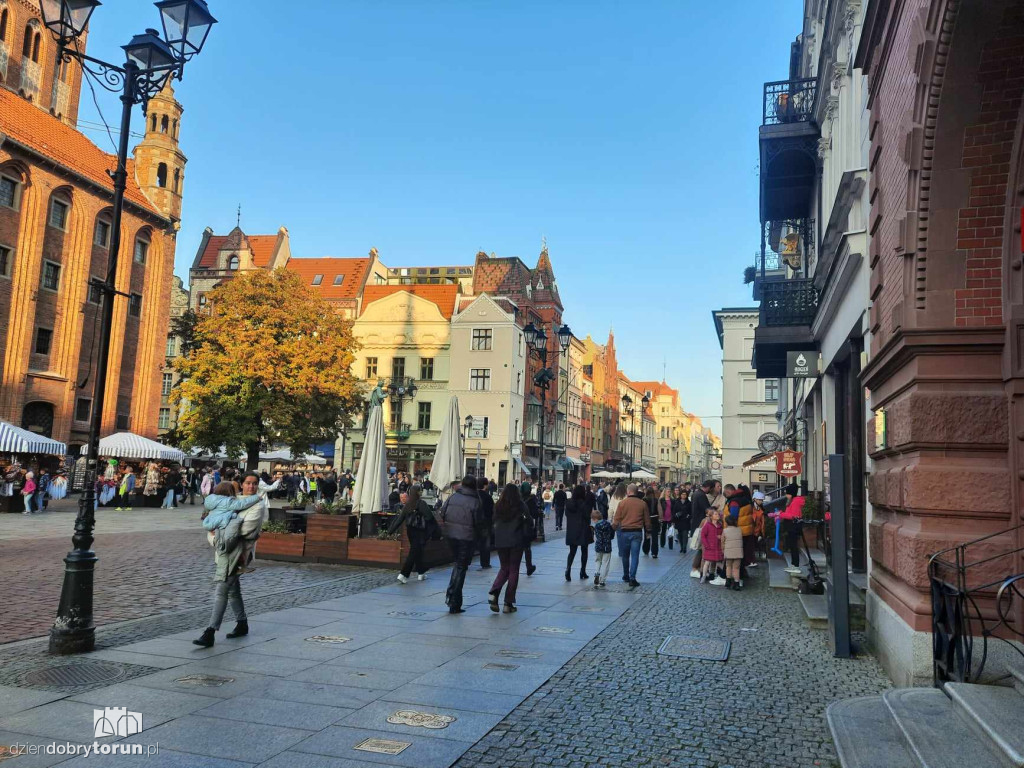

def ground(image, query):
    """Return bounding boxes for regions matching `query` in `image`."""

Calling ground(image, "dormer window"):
[227,254,239,270]
[312,274,323,286]
[333,275,344,286]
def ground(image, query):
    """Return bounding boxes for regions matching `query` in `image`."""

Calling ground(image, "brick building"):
[582,331,621,472]
[0,2,181,446]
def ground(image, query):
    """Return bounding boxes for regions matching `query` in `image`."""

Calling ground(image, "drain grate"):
[21,661,127,689]
[657,635,730,662]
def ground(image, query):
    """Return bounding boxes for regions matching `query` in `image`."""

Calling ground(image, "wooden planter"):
[257,532,305,561]
[305,514,357,563]
[347,537,403,567]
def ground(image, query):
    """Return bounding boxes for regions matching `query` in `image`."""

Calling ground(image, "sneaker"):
[115,507,123,511]
[396,574,408,584]
[709,577,727,586]
[784,566,802,575]
[690,569,700,578]
[748,562,758,568]
[593,574,600,585]
[628,579,640,588]
[416,574,426,581]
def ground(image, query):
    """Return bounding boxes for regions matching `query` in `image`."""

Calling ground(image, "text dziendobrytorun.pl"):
[4,742,159,758]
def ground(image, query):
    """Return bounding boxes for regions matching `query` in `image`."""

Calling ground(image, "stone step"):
[827,695,917,768]
[883,687,1005,768]
[798,592,829,630]
[947,682,1024,767]
[769,556,797,590]
[849,570,868,594]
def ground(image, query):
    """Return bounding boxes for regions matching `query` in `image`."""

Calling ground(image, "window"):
[150,113,157,132]
[23,24,40,62]
[472,329,492,350]
[129,292,142,317]
[116,413,130,430]
[48,198,68,230]
[227,254,239,270]
[429,268,439,275]
[94,219,110,248]
[158,408,170,429]
[365,357,378,379]
[41,260,60,291]
[160,115,169,133]
[420,358,434,380]
[0,9,7,42]
[161,372,173,396]
[1,175,20,209]
[156,163,167,188]
[0,245,10,278]
[417,402,431,430]
[391,357,405,380]
[74,398,91,423]
[765,378,780,403]
[87,282,102,304]
[34,328,52,355]
[133,238,148,265]
[172,168,180,194]
[198,294,207,307]
[311,274,323,286]
[166,336,176,357]
[333,274,344,286]
[470,368,491,391]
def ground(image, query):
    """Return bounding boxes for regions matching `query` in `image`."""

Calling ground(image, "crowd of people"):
[0,462,68,513]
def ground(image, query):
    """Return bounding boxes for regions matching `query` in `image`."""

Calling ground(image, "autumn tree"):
[172,268,363,469]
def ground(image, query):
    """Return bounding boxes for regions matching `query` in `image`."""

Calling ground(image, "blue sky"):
[77,0,801,433]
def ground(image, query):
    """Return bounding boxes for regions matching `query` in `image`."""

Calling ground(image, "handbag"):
[666,524,676,541]
[585,524,595,544]
[688,523,702,551]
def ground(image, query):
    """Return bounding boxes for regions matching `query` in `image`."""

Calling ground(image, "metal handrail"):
[763,78,818,126]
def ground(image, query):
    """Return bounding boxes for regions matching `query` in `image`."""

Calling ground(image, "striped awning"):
[81,432,185,462]
[0,421,67,455]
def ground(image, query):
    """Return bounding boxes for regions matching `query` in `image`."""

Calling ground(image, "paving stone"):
[82,649,191,670]
[185,649,323,677]
[0,685,67,718]
[67,682,223,718]
[127,663,268,699]
[0,729,90,768]
[288,664,421,692]
[246,679,388,709]
[379,684,524,717]
[58,748,254,768]
[122,714,312,762]
[335,699,505,744]
[291,724,474,768]
[324,641,473,674]
[258,752,394,768]
[0,699,165,742]
[196,695,351,731]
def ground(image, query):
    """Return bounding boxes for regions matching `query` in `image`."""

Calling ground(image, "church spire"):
[133,77,187,221]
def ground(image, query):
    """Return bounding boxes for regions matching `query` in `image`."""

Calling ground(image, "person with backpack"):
[389,485,438,583]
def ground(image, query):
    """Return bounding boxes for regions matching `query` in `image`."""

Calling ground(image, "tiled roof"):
[0,87,160,215]
[196,232,280,268]
[361,284,459,319]
[287,258,372,300]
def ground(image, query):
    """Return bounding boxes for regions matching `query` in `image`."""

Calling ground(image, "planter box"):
[304,514,357,562]
[256,532,305,561]
[347,538,403,567]
[421,538,453,568]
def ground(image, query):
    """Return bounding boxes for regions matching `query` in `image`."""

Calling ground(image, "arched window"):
[172,119,178,138]
[31,30,40,62]
[160,115,168,133]
[227,254,239,270]
[150,113,157,132]
[156,163,167,188]
[0,9,9,43]
[172,168,181,194]
[22,24,32,56]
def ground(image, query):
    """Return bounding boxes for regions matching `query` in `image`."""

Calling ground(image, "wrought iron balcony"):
[760,218,815,274]
[386,423,412,441]
[763,78,817,125]
[20,58,40,102]
[760,278,819,326]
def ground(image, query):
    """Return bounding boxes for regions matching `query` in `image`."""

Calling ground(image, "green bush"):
[261,520,290,534]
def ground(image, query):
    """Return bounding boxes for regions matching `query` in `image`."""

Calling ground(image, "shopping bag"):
[666,524,676,541]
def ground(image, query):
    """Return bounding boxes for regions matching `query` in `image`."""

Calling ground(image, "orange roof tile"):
[287,257,372,300]
[0,88,159,216]
[361,284,459,319]
[196,232,280,268]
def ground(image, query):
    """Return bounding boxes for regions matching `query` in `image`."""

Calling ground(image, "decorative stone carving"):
[386,710,456,729]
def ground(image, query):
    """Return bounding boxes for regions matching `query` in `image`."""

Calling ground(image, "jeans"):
[209,573,245,630]
[23,493,33,513]
[401,529,429,577]
[445,538,475,610]
[34,491,45,511]
[642,523,659,557]
[617,530,643,581]
[594,551,613,583]
[554,506,565,530]
[491,546,523,605]
[567,544,589,574]
[163,488,176,508]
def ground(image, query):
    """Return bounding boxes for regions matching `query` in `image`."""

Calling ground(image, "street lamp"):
[44,0,216,656]
[523,322,571,491]
[620,393,649,481]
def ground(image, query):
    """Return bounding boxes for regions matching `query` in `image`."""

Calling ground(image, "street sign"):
[787,351,819,378]
[775,449,803,477]
[510,444,522,458]
[468,417,488,439]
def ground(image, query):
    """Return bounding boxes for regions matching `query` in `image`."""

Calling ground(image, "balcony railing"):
[760,218,815,273]
[20,58,40,101]
[0,43,9,82]
[761,278,819,326]
[763,78,817,126]
[386,423,411,441]
[52,79,70,119]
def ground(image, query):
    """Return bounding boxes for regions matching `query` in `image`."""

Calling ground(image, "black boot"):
[565,569,571,582]
[192,627,215,647]
[226,620,248,638]
[580,570,588,579]
[725,578,734,589]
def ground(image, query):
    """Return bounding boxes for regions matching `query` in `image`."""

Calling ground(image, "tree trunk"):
[246,442,260,471]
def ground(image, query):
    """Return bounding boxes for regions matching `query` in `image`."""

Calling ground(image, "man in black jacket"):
[439,475,481,613]
[689,480,714,577]
[553,483,568,531]
[476,476,494,569]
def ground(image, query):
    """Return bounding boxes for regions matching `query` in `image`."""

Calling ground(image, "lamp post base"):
[49,550,97,655]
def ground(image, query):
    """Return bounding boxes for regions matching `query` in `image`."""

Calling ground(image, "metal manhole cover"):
[20,662,126,688]
[174,674,235,687]
[657,635,730,661]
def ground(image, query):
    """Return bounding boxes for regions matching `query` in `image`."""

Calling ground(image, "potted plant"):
[291,491,309,510]
[305,499,357,562]
[800,493,821,549]
[743,265,757,285]
[256,520,305,560]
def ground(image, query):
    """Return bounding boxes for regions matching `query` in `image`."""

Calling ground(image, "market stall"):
[81,432,186,509]
[0,422,68,513]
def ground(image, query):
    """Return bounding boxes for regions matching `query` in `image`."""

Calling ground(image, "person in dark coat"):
[552,483,568,531]
[520,482,540,576]
[672,489,692,553]
[641,486,660,558]
[488,484,529,612]
[389,485,438,582]
[438,476,481,613]
[319,473,338,504]
[564,485,591,581]
[476,476,495,569]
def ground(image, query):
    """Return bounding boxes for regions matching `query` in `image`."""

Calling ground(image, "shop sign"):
[755,472,770,483]
[775,450,803,477]
[874,408,887,451]
[787,351,819,378]
[823,457,830,503]
[511,444,522,458]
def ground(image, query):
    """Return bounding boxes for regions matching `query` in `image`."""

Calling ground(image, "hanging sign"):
[775,449,803,478]
[787,351,819,378]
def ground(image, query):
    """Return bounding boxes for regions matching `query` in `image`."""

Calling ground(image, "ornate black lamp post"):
[44,0,216,655]
[384,376,417,435]
[620,393,650,482]
[523,322,572,487]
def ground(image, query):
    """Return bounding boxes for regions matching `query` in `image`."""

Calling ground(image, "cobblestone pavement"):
[454,553,891,768]
[0,503,369,645]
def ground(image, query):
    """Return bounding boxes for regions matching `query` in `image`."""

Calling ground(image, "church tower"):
[133,79,187,221]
